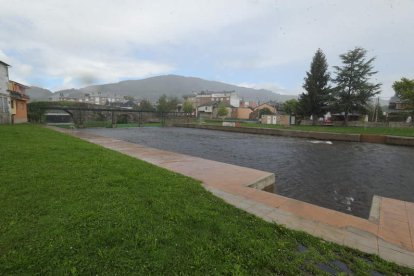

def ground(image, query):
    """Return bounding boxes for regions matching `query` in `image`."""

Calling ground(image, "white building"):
[193,91,240,108]
[189,90,241,118]
[0,61,11,124]
[54,92,123,106]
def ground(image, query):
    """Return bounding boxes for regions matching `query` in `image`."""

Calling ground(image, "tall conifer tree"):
[299,49,331,125]
[332,47,381,125]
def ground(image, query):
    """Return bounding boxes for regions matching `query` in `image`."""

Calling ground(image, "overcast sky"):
[1,0,413,98]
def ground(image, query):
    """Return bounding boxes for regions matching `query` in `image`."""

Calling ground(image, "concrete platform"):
[50,127,414,268]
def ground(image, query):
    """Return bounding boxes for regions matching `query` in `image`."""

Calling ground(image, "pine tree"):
[332,47,381,125]
[299,49,331,125]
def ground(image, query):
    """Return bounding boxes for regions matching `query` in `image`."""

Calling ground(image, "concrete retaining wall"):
[174,123,414,147]
[360,134,387,144]
[174,124,360,142]
[301,120,414,128]
[386,136,414,146]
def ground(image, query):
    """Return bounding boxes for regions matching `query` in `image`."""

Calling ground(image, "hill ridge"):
[27,74,298,102]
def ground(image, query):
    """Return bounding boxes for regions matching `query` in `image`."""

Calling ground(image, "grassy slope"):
[240,122,414,137]
[0,125,412,275]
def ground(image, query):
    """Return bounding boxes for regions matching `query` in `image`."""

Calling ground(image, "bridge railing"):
[35,106,195,128]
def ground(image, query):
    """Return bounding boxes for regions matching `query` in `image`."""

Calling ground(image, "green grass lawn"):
[1,125,412,275]
[239,122,414,137]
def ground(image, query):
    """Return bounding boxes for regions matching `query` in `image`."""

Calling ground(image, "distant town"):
[1,57,413,128]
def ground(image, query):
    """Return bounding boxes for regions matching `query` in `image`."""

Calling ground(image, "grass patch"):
[0,125,412,274]
[239,122,414,137]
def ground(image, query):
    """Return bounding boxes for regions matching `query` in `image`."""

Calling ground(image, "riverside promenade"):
[50,127,414,268]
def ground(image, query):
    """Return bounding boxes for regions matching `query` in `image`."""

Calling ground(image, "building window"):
[1,97,9,112]
[11,100,14,108]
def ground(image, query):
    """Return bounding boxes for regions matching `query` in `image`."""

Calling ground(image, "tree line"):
[288,47,414,125]
[122,95,192,113]
[287,47,382,125]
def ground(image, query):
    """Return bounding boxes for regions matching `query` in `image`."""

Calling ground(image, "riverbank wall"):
[174,123,414,147]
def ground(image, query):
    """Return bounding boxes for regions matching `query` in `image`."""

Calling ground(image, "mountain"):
[26,86,53,101]
[54,75,297,102]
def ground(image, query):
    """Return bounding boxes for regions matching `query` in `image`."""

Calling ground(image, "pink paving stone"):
[381,209,408,224]
[243,191,289,208]
[375,196,414,250]
[379,216,413,251]
[217,185,258,196]
[277,198,348,226]
[344,216,378,236]
[379,232,413,251]
[406,202,414,249]
[381,197,406,214]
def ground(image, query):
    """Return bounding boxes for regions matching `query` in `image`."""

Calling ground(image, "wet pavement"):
[84,127,414,219]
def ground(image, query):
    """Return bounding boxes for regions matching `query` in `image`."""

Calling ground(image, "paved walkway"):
[51,127,414,268]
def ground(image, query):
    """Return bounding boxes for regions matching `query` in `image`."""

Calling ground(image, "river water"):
[84,127,414,218]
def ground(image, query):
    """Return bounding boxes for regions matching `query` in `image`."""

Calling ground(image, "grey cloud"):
[0,0,413,97]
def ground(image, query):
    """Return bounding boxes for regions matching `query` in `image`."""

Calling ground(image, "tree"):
[392,77,414,117]
[367,99,386,122]
[156,95,169,113]
[27,101,48,123]
[259,107,273,117]
[138,99,155,111]
[332,47,381,125]
[123,95,135,101]
[299,49,331,125]
[283,99,298,115]
[183,100,193,114]
[168,97,179,112]
[182,100,193,123]
[217,103,228,119]
[156,95,178,113]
